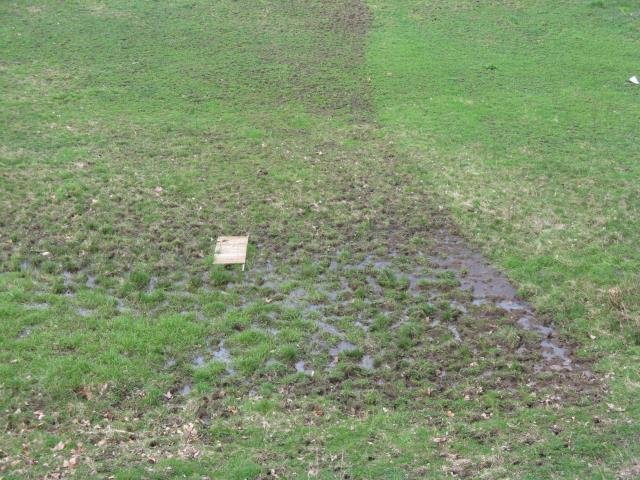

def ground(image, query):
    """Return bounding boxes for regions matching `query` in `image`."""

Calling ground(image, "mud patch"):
[326,0,372,36]
[429,229,576,372]
[243,223,599,408]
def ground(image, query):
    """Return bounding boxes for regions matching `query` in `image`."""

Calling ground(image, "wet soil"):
[1,0,601,413]
[192,340,235,375]
[15,178,600,407]
[429,229,574,372]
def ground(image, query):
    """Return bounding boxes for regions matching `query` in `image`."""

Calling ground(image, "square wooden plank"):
[214,236,248,266]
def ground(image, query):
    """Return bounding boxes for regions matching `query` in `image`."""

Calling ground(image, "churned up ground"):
[1,0,639,478]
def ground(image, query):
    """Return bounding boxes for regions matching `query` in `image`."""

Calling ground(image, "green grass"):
[1,0,639,478]
[369,0,640,330]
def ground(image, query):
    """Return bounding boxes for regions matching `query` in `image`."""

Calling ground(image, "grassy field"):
[1,0,639,478]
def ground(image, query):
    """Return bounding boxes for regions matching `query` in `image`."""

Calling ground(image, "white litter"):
[629,75,640,85]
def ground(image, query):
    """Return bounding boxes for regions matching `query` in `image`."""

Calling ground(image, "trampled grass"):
[1,0,639,478]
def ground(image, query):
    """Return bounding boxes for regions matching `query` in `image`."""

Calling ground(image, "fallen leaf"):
[178,445,200,459]
[63,455,79,469]
[182,422,198,442]
[52,442,65,452]
[79,385,93,400]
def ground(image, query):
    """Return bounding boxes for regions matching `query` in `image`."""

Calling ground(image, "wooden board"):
[214,236,248,269]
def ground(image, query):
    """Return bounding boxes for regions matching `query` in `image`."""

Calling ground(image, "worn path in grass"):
[1,0,638,478]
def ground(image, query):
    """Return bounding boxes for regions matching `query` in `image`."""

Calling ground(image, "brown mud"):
[429,229,575,372]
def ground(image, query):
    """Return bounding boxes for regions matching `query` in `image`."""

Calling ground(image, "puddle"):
[288,288,306,300]
[147,276,158,293]
[325,290,338,301]
[366,275,382,293]
[212,341,231,362]
[165,358,177,368]
[517,316,571,370]
[20,260,31,271]
[430,230,573,371]
[391,314,409,330]
[295,360,313,375]
[232,233,576,376]
[192,355,206,367]
[328,340,356,367]
[354,257,370,270]
[261,280,279,290]
[517,316,553,338]
[355,320,369,331]
[115,298,128,313]
[450,301,467,314]
[59,272,75,296]
[63,271,73,285]
[541,340,572,370]
[254,326,279,336]
[355,254,396,271]
[212,340,236,374]
[360,354,374,370]
[304,303,323,313]
[27,303,49,310]
[448,325,462,342]
[497,299,530,312]
[429,234,517,302]
[184,339,238,391]
[77,308,92,317]
[192,341,235,374]
[316,320,343,337]
[18,327,31,339]
[407,272,432,295]
[86,275,97,289]
[373,259,393,269]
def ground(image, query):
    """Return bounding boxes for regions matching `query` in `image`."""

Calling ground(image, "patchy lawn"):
[1,0,638,478]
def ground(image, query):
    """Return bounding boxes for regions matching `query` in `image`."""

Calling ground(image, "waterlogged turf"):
[1,0,639,478]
